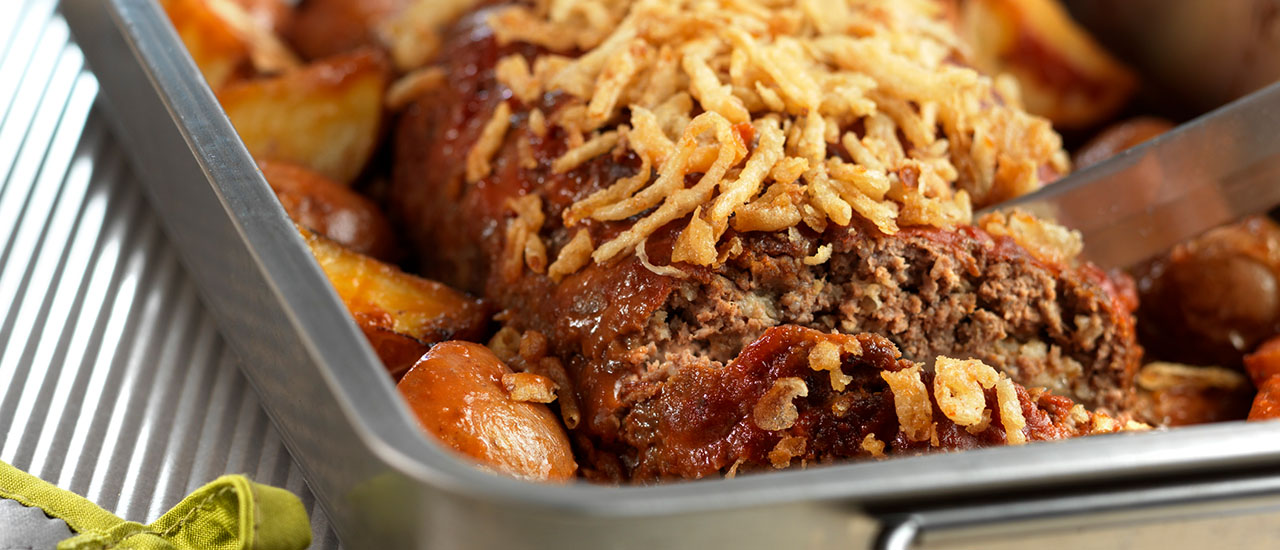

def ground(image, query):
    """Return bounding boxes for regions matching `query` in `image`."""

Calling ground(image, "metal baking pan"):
[59,0,1280,547]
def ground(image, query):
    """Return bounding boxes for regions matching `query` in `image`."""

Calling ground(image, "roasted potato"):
[1074,117,1174,169]
[1245,337,1280,421]
[161,0,250,89]
[359,324,430,380]
[302,227,488,342]
[1136,216,1280,369]
[227,0,291,33]
[219,49,390,184]
[398,341,577,481]
[301,228,489,375]
[203,0,301,75]
[260,159,400,261]
[960,0,1138,129]
[286,0,410,60]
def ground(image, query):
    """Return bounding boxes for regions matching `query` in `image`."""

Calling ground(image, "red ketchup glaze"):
[623,326,1089,480]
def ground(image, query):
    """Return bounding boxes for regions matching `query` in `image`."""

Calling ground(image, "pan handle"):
[874,517,920,550]
[872,471,1280,550]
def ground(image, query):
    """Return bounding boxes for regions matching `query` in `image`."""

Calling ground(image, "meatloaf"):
[391,2,1144,480]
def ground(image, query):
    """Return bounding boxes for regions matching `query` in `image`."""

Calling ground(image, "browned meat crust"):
[390,11,1143,480]
[620,325,1120,480]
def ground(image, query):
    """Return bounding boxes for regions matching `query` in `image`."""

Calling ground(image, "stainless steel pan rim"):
[62,0,1280,542]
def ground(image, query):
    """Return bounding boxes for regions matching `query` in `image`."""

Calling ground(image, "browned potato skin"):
[161,0,250,89]
[960,0,1138,129]
[286,0,410,60]
[1245,337,1280,421]
[398,341,577,481]
[1074,117,1174,169]
[229,0,292,33]
[218,49,390,184]
[1136,216,1280,369]
[301,227,489,346]
[260,160,400,261]
[359,321,430,381]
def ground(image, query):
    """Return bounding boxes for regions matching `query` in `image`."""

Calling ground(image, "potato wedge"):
[1252,378,1280,421]
[260,160,400,261]
[301,227,489,346]
[286,0,409,60]
[960,0,1138,129]
[1246,336,1280,387]
[204,0,301,75]
[1245,338,1280,421]
[359,323,430,380]
[228,0,291,33]
[219,50,390,184]
[160,0,250,89]
[398,341,577,481]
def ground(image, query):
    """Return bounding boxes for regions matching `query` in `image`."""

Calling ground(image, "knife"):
[978,80,1280,269]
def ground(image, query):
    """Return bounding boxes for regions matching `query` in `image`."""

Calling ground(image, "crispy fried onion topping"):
[768,435,807,468]
[502,372,559,403]
[465,0,1067,277]
[933,356,1030,444]
[808,339,856,392]
[934,356,998,432]
[978,210,1084,266]
[1136,362,1249,392]
[994,376,1027,445]
[467,101,513,183]
[881,365,934,442]
[861,433,887,458]
[501,194,548,281]
[753,377,808,431]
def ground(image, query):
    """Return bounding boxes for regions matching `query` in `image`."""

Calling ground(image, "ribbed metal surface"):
[0,1,338,545]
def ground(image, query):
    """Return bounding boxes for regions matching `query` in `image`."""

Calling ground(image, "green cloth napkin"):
[0,460,311,550]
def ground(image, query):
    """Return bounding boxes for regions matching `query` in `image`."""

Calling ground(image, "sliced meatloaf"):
[390,4,1143,480]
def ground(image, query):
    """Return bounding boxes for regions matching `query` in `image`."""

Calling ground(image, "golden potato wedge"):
[301,227,489,346]
[286,0,410,60]
[204,0,301,75]
[398,341,577,481]
[1245,338,1280,421]
[227,0,291,33]
[160,0,250,89]
[359,322,430,380]
[219,50,390,184]
[960,0,1138,129]
[1246,336,1280,387]
[260,160,400,261]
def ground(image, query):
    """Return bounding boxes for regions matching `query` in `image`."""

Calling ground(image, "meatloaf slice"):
[618,325,1137,480]
[390,7,1143,480]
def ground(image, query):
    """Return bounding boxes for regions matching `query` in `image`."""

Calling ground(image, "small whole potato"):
[398,341,577,481]
[286,0,409,60]
[1136,216,1280,368]
[1074,117,1175,169]
[261,160,400,261]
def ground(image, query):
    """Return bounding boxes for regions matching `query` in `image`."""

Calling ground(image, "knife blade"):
[978,80,1280,269]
